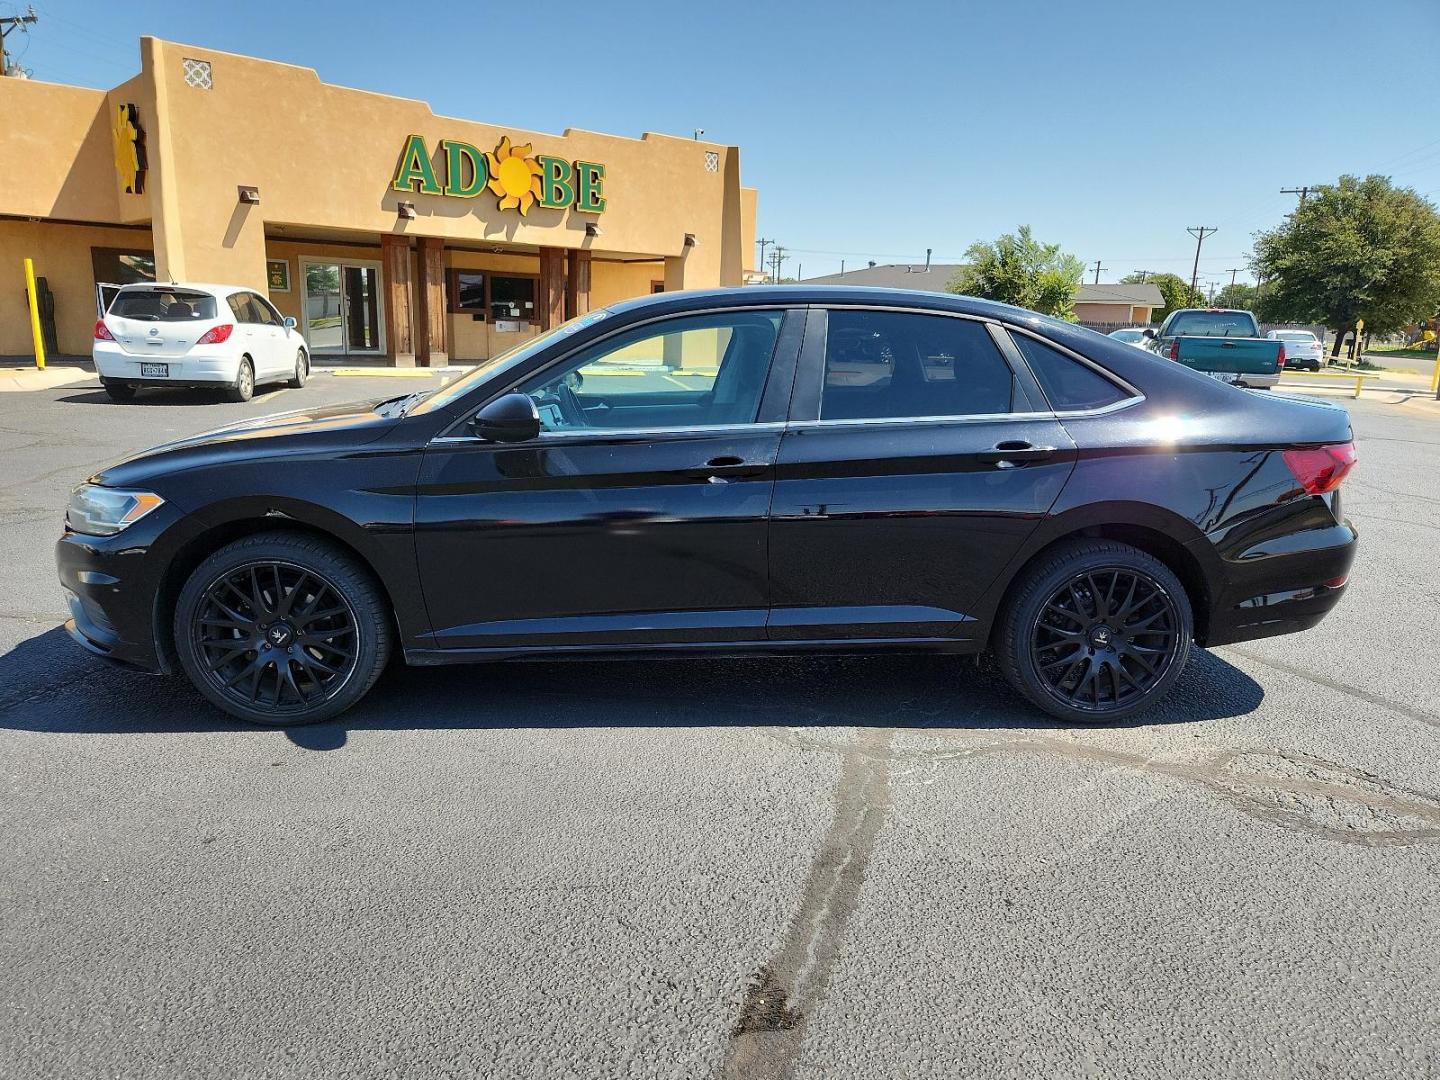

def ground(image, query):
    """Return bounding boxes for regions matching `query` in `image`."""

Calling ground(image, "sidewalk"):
[0,362,95,393]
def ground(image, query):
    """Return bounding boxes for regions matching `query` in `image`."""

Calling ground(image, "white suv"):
[93,283,310,402]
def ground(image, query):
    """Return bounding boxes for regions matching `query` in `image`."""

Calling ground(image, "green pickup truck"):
[1144,308,1284,389]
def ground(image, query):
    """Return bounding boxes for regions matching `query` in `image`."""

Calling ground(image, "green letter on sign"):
[537,155,575,209]
[393,134,442,195]
[442,140,487,198]
[575,161,606,214]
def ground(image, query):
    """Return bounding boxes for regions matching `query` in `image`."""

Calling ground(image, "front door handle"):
[690,456,769,483]
[977,441,1057,468]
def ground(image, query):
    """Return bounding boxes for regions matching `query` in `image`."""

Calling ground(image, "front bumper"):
[54,504,203,674]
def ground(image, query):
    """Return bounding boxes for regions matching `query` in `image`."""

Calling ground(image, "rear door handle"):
[977,441,1057,468]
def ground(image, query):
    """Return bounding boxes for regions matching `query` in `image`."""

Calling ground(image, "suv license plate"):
[140,363,168,378]
[1204,371,1239,383]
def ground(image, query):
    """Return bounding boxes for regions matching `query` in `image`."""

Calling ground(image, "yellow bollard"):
[1431,353,1440,395]
[23,258,46,370]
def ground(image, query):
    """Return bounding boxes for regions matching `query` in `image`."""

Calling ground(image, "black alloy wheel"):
[997,540,1192,724]
[1030,567,1182,714]
[175,532,391,725]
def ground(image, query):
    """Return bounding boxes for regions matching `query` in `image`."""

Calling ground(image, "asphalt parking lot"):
[2,375,1438,1079]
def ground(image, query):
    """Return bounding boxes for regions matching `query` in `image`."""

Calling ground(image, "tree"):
[1213,282,1258,310]
[1121,272,1200,323]
[1252,175,1440,354]
[947,225,1083,319]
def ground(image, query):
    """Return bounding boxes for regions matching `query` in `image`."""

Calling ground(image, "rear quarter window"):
[1011,333,1128,411]
[110,290,217,321]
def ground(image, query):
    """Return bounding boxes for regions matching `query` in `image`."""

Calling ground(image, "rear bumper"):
[93,342,239,385]
[1197,513,1358,647]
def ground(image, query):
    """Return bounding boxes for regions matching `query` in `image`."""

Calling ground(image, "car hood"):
[92,398,401,489]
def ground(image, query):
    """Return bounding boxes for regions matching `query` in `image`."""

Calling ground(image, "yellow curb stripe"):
[325,368,446,377]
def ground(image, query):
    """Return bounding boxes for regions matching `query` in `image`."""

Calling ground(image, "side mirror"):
[470,393,540,443]
[283,316,297,329]
[1142,327,1156,339]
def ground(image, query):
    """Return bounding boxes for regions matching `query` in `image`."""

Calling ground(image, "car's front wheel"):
[227,357,254,402]
[288,349,308,389]
[995,540,1192,724]
[174,531,392,726]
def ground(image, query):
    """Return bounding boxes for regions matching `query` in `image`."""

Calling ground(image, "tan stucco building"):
[0,38,758,363]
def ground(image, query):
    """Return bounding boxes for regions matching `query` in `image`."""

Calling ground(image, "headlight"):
[65,484,165,536]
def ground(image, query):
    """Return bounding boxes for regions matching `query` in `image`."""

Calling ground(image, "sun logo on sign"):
[484,136,543,216]
[112,103,147,195]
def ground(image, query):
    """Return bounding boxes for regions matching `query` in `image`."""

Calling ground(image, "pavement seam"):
[1224,647,1440,731]
[721,725,894,1080]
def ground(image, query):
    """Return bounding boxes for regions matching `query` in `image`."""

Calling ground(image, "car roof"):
[116,282,248,297]
[606,284,1062,324]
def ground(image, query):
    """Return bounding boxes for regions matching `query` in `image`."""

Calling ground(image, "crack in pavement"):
[1223,647,1440,731]
[721,726,894,1080]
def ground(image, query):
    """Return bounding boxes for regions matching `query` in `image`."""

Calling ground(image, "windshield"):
[1110,330,1144,342]
[1166,311,1259,338]
[406,309,613,416]
[109,289,218,321]
[1276,331,1317,342]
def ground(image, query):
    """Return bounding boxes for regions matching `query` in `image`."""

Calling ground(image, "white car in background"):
[93,283,310,402]
[1267,329,1323,371]
[1106,327,1152,349]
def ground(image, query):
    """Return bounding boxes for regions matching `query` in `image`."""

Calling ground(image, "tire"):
[288,349,308,389]
[995,540,1193,725]
[101,379,136,401]
[174,530,392,726]
[227,357,255,402]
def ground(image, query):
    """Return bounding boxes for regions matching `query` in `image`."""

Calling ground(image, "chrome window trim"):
[431,421,788,445]
[782,394,1142,431]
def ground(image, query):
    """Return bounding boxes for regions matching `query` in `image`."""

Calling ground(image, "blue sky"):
[7,0,1439,285]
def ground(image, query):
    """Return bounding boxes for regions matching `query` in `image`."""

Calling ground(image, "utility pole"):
[1281,186,1313,206]
[1132,270,1151,283]
[1090,260,1107,284]
[1226,268,1241,288]
[840,259,845,276]
[756,238,773,282]
[0,6,38,78]
[771,246,787,284]
[1186,226,1217,301]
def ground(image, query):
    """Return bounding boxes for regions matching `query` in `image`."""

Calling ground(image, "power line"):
[1186,226,1217,299]
[0,5,38,78]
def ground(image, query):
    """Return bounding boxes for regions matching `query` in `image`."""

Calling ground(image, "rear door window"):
[110,289,217,321]
[820,309,1015,420]
[1010,333,1128,411]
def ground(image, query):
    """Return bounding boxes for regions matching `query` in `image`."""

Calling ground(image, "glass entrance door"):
[302,260,384,355]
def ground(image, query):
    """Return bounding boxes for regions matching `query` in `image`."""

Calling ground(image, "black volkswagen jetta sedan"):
[56,287,1358,727]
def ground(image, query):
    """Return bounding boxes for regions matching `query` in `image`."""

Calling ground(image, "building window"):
[490,275,535,322]
[451,271,486,313]
[91,248,156,286]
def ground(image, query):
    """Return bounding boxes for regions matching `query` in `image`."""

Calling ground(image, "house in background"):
[797,265,1164,325]
[1073,283,1163,325]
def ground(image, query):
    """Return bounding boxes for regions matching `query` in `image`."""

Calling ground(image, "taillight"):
[1167,341,1180,360]
[195,323,234,345]
[1283,442,1356,495]
[1276,343,1286,368]
[93,319,114,341]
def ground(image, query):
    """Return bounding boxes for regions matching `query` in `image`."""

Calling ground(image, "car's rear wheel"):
[101,379,136,402]
[288,349,308,389]
[995,540,1192,724]
[227,357,254,402]
[174,531,392,726]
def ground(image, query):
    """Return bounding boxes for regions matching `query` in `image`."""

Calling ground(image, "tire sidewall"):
[998,542,1193,725]
[291,349,308,388]
[232,358,254,402]
[174,534,390,726]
